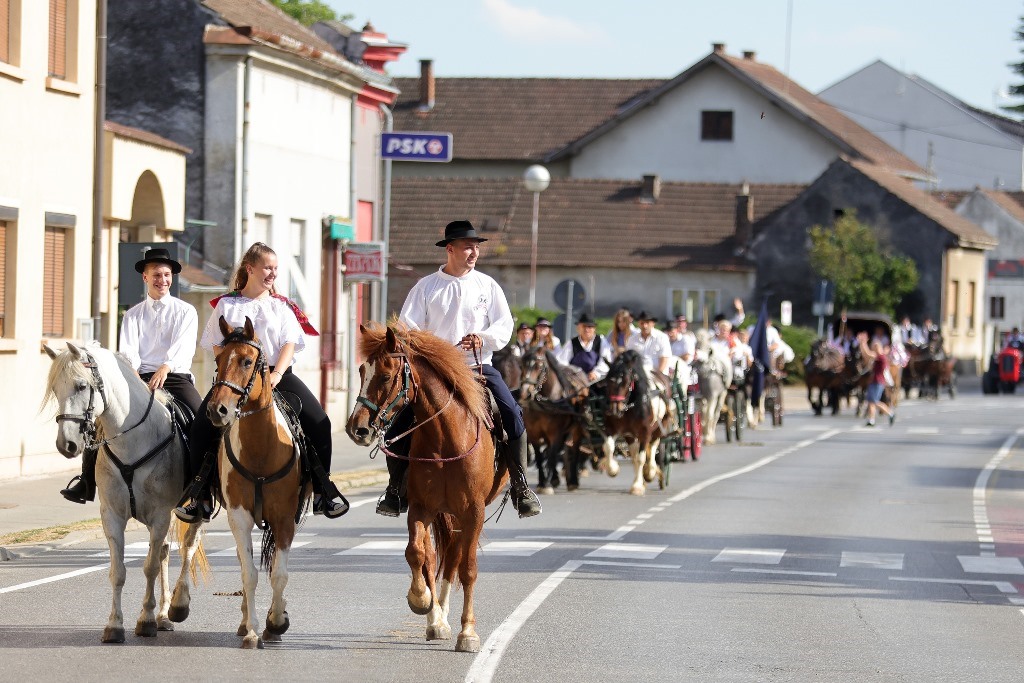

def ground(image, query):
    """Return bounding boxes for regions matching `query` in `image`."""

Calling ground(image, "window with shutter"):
[0,221,6,337]
[0,0,10,64]
[48,0,66,80]
[43,226,66,337]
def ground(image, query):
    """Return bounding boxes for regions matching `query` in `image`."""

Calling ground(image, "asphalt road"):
[3,388,1024,682]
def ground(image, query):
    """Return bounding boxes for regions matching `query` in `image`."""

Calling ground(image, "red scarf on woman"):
[209,291,320,336]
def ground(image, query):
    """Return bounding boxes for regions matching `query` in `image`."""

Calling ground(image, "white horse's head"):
[42,342,109,458]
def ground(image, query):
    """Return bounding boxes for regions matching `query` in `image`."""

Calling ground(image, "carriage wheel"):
[656,441,670,489]
[687,409,702,460]
[772,386,783,427]
[733,390,745,442]
[724,393,735,443]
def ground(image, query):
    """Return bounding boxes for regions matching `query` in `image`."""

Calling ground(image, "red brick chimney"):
[419,59,435,111]
[712,42,726,55]
[742,50,756,60]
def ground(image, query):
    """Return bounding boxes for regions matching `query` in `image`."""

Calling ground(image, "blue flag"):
[748,299,772,405]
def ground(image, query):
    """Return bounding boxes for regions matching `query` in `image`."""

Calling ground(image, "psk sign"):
[381,132,453,162]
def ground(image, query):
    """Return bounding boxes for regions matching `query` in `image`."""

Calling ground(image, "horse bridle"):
[520,352,548,397]
[357,350,418,440]
[213,335,272,419]
[607,365,636,412]
[55,351,158,455]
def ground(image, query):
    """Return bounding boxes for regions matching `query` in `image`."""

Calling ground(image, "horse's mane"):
[358,323,488,421]
[611,350,650,397]
[41,345,151,411]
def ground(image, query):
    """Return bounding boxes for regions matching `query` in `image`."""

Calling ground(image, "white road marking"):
[957,556,1024,575]
[360,532,407,537]
[585,543,666,560]
[90,541,180,558]
[890,577,1018,593]
[335,540,406,556]
[840,552,904,570]
[907,427,939,435]
[580,560,680,569]
[799,426,832,432]
[481,542,551,557]
[972,430,1022,555]
[713,548,785,565]
[961,428,993,435]
[211,541,311,557]
[732,568,836,577]
[0,561,137,594]
[467,428,846,683]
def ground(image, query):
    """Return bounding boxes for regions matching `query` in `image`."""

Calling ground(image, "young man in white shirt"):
[376,220,542,519]
[61,248,202,504]
[556,313,612,382]
[626,311,673,375]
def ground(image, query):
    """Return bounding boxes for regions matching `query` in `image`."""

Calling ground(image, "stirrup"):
[313,494,350,519]
[375,487,406,518]
[60,475,93,504]
[173,498,211,524]
[512,485,543,519]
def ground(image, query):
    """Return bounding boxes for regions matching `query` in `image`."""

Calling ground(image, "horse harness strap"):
[103,426,176,521]
[213,336,271,419]
[224,434,297,531]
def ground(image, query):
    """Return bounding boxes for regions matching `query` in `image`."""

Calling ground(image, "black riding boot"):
[60,449,97,504]
[173,447,217,524]
[376,456,409,517]
[506,434,542,518]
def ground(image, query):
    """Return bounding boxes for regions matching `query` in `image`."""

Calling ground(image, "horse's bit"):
[54,351,174,520]
[520,353,548,397]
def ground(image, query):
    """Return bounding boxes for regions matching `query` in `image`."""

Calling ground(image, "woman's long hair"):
[233,242,277,294]
[609,308,633,356]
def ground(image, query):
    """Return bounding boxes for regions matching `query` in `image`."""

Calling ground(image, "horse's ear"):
[66,342,85,360]
[43,344,59,360]
[244,316,255,339]
[359,323,367,335]
[218,315,232,338]
[385,326,399,353]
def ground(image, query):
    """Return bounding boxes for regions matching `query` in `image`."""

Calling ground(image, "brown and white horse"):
[207,317,308,649]
[602,350,666,495]
[346,323,508,652]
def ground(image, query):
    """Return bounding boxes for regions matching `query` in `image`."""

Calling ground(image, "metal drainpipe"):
[90,0,108,340]
[345,96,360,415]
[239,56,253,264]
[379,103,392,322]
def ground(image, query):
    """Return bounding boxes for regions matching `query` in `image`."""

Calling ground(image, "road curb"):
[0,467,387,560]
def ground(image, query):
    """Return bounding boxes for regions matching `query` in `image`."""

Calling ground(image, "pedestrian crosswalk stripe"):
[712,548,785,564]
[907,427,939,435]
[210,541,311,557]
[957,556,1024,575]
[481,542,551,557]
[840,552,904,570]
[91,541,179,558]
[585,543,666,560]
[335,540,406,556]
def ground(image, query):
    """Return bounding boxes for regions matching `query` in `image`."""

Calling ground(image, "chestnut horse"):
[347,323,507,653]
[601,350,666,495]
[207,317,309,649]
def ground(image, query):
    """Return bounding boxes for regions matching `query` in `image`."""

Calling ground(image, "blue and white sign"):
[381,132,453,162]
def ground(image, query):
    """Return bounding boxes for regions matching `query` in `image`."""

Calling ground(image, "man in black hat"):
[556,313,611,382]
[60,247,203,504]
[627,310,673,375]
[375,220,542,519]
[513,322,534,357]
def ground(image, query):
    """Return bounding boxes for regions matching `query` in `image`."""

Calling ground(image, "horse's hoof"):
[578,468,590,478]
[567,484,579,492]
[167,604,190,623]
[538,486,555,495]
[408,589,433,616]
[157,619,174,632]
[134,620,158,638]
[261,629,282,643]
[629,485,645,496]
[237,624,249,637]
[265,612,290,636]
[455,634,481,653]
[426,623,452,641]
[241,635,263,649]
[102,626,125,644]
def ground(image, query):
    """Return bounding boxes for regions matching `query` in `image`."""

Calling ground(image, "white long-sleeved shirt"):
[626,329,673,371]
[555,335,613,380]
[119,295,198,376]
[399,267,512,366]
[200,295,304,367]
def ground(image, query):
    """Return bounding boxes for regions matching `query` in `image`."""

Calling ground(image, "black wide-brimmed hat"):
[435,220,488,247]
[517,322,532,332]
[577,313,596,326]
[135,247,182,274]
[535,318,553,328]
[636,310,658,322]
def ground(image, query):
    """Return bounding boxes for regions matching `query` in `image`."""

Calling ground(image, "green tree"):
[1006,12,1024,116]
[269,0,346,26]
[807,211,919,316]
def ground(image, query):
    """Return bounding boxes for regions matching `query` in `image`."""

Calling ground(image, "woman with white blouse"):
[175,243,347,522]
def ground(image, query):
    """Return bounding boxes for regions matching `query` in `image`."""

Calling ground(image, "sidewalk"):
[0,427,385,555]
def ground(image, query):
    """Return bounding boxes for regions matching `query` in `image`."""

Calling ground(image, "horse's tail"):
[431,512,460,586]
[260,527,276,574]
[173,518,210,584]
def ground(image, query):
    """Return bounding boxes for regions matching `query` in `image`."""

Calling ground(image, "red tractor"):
[983,335,1024,394]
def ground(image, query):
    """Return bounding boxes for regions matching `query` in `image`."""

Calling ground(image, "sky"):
[325,0,1024,112]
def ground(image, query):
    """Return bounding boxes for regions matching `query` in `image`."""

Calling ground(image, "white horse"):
[692,330,733,445]
[43,342,206,643]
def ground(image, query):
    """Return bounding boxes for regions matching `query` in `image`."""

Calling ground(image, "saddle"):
[273,389,342,513]
[472,374,508,444]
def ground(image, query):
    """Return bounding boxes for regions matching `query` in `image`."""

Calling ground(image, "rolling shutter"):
[0,0,10,65]
[0,221,6,337]
[43,226,65,337]
[48,0,66,79]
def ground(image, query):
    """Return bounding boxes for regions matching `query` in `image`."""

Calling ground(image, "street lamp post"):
[523,164,550,309]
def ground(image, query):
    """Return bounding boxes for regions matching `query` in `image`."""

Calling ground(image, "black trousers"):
[188,367,333,493]
[140,372,203,415]
[383,363,522,481]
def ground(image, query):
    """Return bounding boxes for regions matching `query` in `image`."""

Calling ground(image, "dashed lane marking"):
[481,542,551,557]
[210,541,311,557]
[732,568,837,577]
[585,543,666,560]
[957,556,1024,575]
[335,540,405,556]
[840,552,905,570]
[712,548,785,565]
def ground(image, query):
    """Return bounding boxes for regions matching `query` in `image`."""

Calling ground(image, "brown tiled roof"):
[201,0,335,53]
[718,55,925,177]
[389,177,805,270]
[180,264,225,288]
[930,189,970,210]
[981,189,1024,224]
[391,77,665,161]
[104,121,192,154]
[849,159,996,248]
